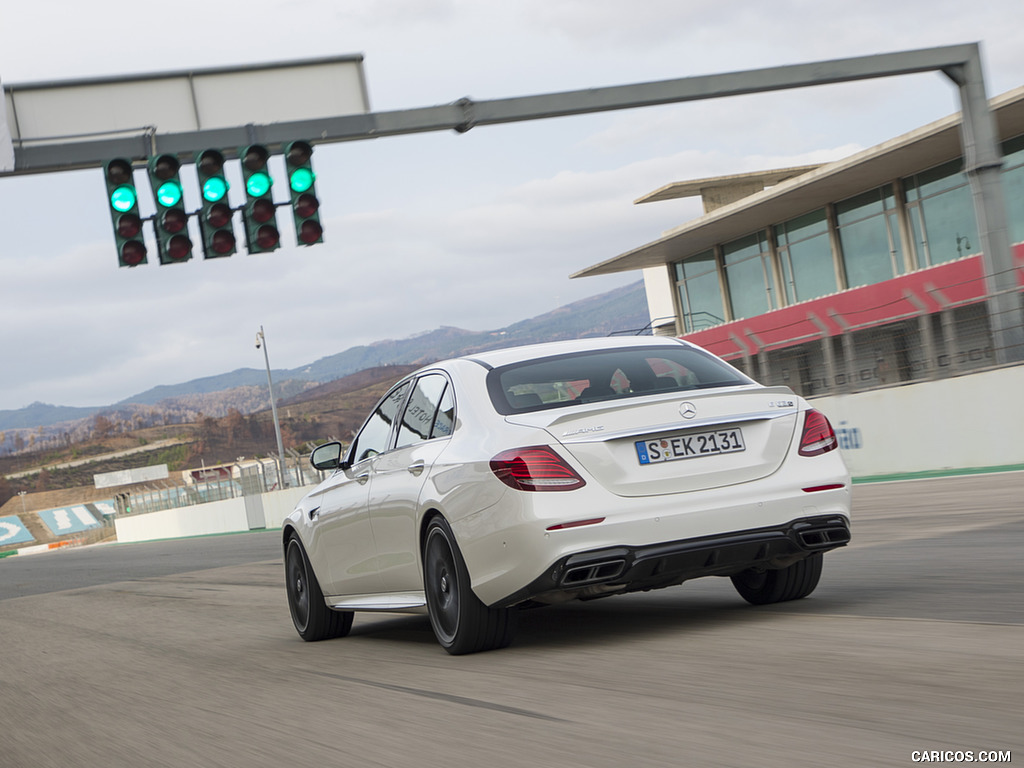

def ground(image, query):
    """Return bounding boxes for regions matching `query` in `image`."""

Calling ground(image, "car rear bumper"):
[491,514,850,608]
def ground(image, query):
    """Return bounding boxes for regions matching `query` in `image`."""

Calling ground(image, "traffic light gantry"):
[105,142,324,267]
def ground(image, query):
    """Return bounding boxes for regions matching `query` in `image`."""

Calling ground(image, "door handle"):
[407,461,426,476]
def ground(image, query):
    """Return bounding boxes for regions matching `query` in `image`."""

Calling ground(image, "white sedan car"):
[283,336,851,654]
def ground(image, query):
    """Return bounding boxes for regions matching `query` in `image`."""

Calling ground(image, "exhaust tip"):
[561,559,627,586]
[794,519,851,549]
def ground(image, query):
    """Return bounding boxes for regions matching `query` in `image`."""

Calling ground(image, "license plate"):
[635,428,745,465]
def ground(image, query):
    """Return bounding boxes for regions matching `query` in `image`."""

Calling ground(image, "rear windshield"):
[487,345,752,414]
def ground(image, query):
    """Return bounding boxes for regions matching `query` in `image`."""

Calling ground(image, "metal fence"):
[726,292,1023,399]
[113,454,324,518]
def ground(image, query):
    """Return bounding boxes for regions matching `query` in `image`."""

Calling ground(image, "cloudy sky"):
[2,0,1023,411]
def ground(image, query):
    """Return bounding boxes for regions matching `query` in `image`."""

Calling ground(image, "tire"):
[731,552,824,606]
[285,534,354,641]
[422,517,517,655]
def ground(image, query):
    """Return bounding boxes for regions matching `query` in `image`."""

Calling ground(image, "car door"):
[366,373,456,593]
[313,380,412,597]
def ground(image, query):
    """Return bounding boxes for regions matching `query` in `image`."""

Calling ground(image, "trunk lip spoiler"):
[545,408,797,444]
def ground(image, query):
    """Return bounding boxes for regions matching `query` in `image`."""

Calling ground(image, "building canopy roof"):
[573,85,1024,279]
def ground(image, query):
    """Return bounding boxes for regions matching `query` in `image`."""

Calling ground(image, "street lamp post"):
[255,325,288,489]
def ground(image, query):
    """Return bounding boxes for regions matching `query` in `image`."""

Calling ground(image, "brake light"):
[490,446,586,491]
[798,409,839,457]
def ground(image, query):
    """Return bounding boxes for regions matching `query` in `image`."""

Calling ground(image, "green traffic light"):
[110,185,137,212]
[202,176,229,202]
[156,180,183,208]
[246,172,272,198]
[289,168,315,194]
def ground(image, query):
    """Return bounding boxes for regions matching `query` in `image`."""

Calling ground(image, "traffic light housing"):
[147,154,193,264]
[104,158,147,267]
[239,144,280,253]
[195,149,236,258]
[284,140,323,245]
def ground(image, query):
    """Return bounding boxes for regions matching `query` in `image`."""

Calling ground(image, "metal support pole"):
[946,51,1024,364]
[729,332,753,380]
[256,325,288,489]
[928,284,961,376]
[903,289,938,380]
[746,330,770,386]
[809,313,836,397]
[830,310,857,394]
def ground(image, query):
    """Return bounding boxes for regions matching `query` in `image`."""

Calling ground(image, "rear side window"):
[396,374,454,449]
[487,345,750,414]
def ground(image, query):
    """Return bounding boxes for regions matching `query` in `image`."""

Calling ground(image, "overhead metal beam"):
[3,43,1020,361]
[0,43,988,174]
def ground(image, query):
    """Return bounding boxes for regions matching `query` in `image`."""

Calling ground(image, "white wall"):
[262,487,310,528]
[643,266,677,332]
[114,486,309,544]
[813,365,1024,478]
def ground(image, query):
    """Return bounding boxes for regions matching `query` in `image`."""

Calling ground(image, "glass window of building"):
[674,250,725,333]
[835,185,905,288]
[1002,134,1024,246]
[903,159,979,267]
[775,209,837,304]
[723,231,775,319]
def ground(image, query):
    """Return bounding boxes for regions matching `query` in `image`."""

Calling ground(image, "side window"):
[396,374,451,449]
[351,381,411,462]
[431,383,455,439]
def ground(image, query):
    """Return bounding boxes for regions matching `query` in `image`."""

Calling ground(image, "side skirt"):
[326,591,428,613]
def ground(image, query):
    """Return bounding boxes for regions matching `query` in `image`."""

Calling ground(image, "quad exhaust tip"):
[562,559,627,586]
[794,519,851,549]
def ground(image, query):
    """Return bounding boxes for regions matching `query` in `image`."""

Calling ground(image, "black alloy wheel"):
[285,535,353,641]
[730,552,824,605]
[422,517,517,655]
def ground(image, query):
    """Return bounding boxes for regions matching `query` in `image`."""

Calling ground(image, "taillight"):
[489,446,586,492]
[798,409,839,457]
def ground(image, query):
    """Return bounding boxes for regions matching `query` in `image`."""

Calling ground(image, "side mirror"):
[310,441,344,471]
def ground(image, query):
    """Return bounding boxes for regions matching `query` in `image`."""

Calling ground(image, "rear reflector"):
[798,409,839,457]
[490,446,586,492]
[802,484,845,493]
[546,517,605,531]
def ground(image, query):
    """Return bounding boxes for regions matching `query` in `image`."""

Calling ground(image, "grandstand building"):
[576,86,1024,403]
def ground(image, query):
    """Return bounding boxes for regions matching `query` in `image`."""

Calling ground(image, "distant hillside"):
[115,369,277,406]
[295,280,650,381]
[0,402,99,431]
[0,280,648,440]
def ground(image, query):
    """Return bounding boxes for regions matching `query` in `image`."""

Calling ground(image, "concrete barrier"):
[114,486,308,544]
[813,365,1024,479]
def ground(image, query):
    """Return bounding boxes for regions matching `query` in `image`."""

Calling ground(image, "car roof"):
[456,335,690,369]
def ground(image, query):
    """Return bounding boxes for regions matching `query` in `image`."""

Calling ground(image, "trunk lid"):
[504,385,800,496]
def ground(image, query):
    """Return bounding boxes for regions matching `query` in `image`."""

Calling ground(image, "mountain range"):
[0,280,651,438]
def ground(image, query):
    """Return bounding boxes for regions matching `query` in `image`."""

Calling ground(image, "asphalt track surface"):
[1,473,1020,767]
